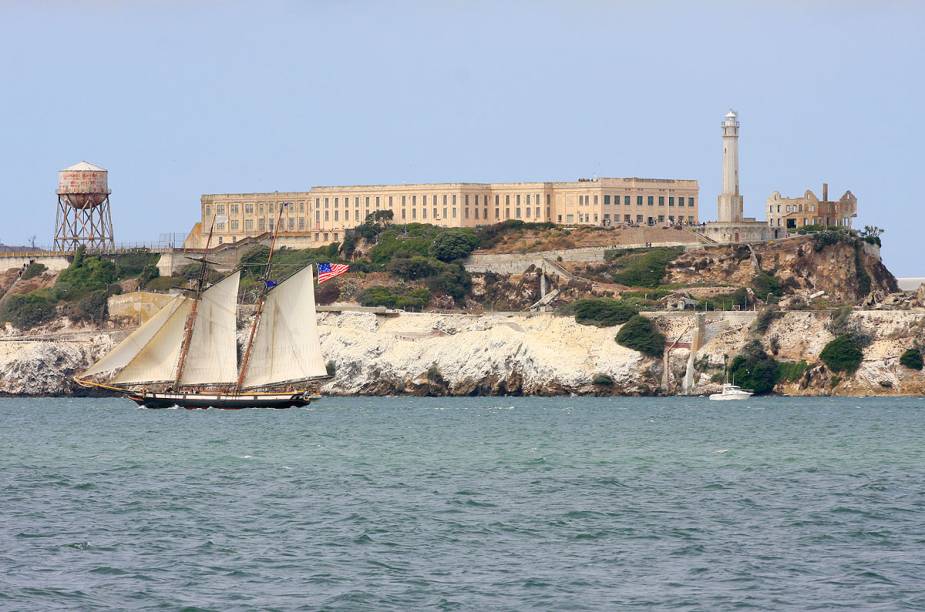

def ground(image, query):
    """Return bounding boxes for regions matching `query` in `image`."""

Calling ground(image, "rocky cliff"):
[3,309,923,397]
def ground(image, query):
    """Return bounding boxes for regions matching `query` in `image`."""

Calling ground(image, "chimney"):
[822,182,828,202]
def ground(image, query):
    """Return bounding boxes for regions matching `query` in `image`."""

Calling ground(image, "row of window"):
[584,195,696,207]
[560,214,697,225]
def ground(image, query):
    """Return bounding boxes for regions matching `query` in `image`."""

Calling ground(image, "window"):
[464,208,469,219]
[288,218,295,230]
[245,219,253,231]
[245,203,253,214]
[299,218,305,230]
[604,195,611,205]
[474,207,478,219]
[412,195,416,206]
[269,219,274,231]
[527,194,531,205]
[315,198,320,208]
[422,207,427,219]
[217,204,226,214]
[658,215,664,223]
[637,196,643,206]
[334,197,339,208]
[688,216,694,224]
[401,208,406,220]
[376,196,380,208]
[324,198,329,208]
[669,197,675,207]
[355,210,360,222]
[516,207,521,218]
[334,210,339,221]
[525,207,531,218]
[444,194,448,205]
[452,207,457,218]
[324,211,329,221]
[230,220,239,230]
[230,204,239,215]
[402,196,406,206]
[495,207,500,218]
[465,194,470,205]
[365,196,370,207]
[495,195,500,205]
[624,195,630,205]
[535,207,539,218]
[412,208,417,219]
[389,196,393,207]
[205,205,211,217]
[594,195,599,205]
[658,196,664,206]
[299,202,304,212]
[648,196,654,206]
[505,195,510,205]
[505,208,510,219]
[452,195,457,205]
[516,194,521,206]
[546,194,551,206]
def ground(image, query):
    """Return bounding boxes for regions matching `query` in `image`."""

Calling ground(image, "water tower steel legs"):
[53,194,115,252]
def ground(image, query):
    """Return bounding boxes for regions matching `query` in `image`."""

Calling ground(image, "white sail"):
[80,295,189,380]
[179,272,240,385]
[240,265,327,388]
[111,299,194,385]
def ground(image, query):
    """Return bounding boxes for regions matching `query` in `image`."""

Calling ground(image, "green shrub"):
[144,276,184,292]
[138,264,159,288]
[751,271,782,298]
[812,228,851,252]
[387,256,441,280]
[0,293,56,329]
[69,289,110,324]
[592,373,614,386]
[426,364,446,385]
[729,341,780,395]
[615,315,665,357]
[820,334,864,374]
[573,298,639,327]
[425,263,471,303]
[325,360,336,377]
[777,360,809,383]
[20,262,47,280]
[430,229,480,262]
[113,250,159,279]
[359,285,431,310]
[900,348,923,371]
[55,247,118,300]
[474,220,555,250]
[609,247,683,287]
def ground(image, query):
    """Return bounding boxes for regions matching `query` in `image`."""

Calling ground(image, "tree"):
[820,334,864,374]
[729,341,780,395]
[573,299,639,327]
[430,230,480,262]
[615,315,665,357]
[900,348,923,371]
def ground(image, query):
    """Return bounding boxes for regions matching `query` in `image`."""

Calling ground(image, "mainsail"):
[178,272,240,385]
[239,265,327,388]
[80,294,190,380]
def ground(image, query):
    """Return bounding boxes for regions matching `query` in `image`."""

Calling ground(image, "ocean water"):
[1,397,924,610]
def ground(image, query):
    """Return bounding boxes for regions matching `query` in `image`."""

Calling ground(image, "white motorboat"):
[709,383,754,401]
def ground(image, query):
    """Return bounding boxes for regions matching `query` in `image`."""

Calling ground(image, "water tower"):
[53,161,115,252]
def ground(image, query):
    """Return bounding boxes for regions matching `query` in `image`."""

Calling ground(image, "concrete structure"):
[185,177,700,248]
[0,253,71,274]
[699,111,773,244]
[107,291,176,324]
[54,161,115,252]
[766,183,857,237]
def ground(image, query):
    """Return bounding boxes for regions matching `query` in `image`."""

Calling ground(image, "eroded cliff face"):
[2,310,922,397]
[665,236,897,303]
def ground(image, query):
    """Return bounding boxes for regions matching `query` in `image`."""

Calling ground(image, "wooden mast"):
[172,214,218,389]
[234,201,287,393]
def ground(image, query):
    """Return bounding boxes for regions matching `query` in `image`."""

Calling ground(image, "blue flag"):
[264,280,278,289]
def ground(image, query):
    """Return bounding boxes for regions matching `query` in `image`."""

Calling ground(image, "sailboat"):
[76,207,329,409]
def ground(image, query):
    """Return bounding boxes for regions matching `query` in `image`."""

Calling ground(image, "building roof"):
[62,161,106,172]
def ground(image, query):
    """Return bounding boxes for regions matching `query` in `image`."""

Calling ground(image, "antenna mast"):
[235,201,287,393]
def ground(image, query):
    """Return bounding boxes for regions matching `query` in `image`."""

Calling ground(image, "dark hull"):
[127,391,311,410]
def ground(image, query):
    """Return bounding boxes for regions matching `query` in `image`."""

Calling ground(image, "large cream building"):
[185,177,699,248]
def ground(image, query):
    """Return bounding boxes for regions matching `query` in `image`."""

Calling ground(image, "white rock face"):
[317,312,657,395]
[0,334,113,395]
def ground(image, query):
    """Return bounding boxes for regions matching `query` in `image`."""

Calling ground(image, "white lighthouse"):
[717,110,744,223]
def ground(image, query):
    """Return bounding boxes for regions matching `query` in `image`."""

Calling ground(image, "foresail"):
[80,295,188,380]
[112,298,194,385]
[179,272,240,385]
[240,265,327,388]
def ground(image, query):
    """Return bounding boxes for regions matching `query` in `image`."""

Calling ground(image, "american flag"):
[317,262,349,284]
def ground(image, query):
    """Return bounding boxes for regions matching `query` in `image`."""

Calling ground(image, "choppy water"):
[2,396,925,610]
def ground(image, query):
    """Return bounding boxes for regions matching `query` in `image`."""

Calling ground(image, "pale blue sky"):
[1,1,923,274]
